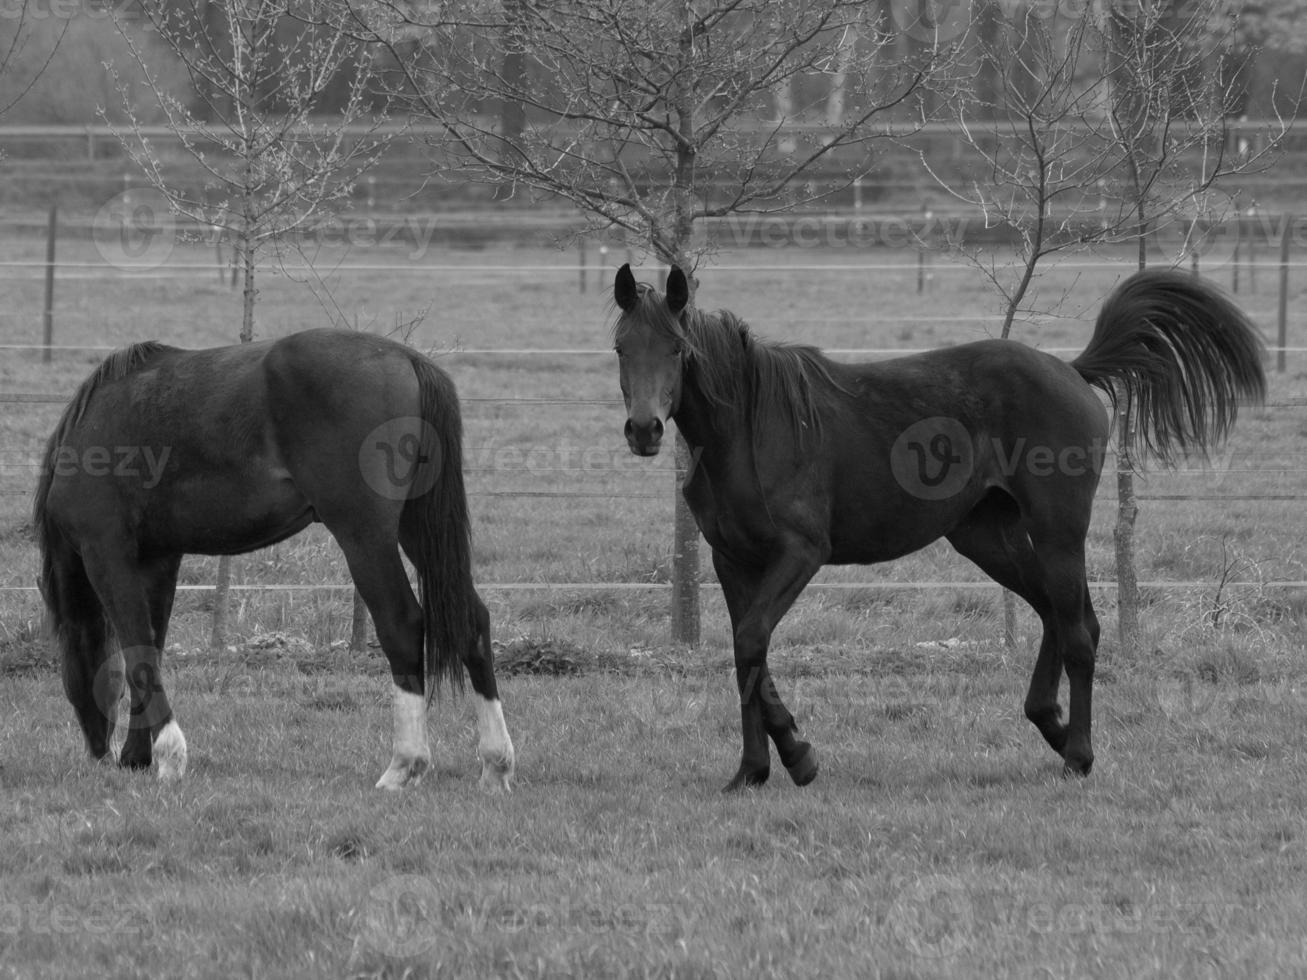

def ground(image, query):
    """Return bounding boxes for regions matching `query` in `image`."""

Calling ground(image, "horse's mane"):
[685,308,843,445]
[613,283,845,445]
[65,342,173,430]
[32,341,175,530]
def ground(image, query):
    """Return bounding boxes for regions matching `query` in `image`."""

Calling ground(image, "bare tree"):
[107,0,398,649]
[109,0,395,342]
[1100,0,1285,655]
[921,0,1284,655]
[351,0,945,643]
[0,4,69,122]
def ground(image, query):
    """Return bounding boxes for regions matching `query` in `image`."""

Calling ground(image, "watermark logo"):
[887,0,974,44]
[358,875,441,958]
[358,418,442,501]
[890,417,974,501]
[886,874,974,958]
[1149,187,1242,272]
[625,667,718,733]
[889,420,1116,501]
[887,879,1240,957]
[49,444,171,490]
[91,649,171,731]
[92,188,177,270]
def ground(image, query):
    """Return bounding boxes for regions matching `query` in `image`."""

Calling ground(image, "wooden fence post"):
[351,588,370,653]
[42,205,57,364]
[1278,213,1292,374]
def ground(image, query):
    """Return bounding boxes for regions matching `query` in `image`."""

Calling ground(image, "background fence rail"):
[3,219,1305,649]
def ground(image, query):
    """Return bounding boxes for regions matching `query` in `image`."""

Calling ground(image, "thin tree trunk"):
[825,27,857,126]
[211,217,257,652]
[1113,439,1141,655]
[495,0,528,201]
[668,8,701,646]
[1113,221,1148,658]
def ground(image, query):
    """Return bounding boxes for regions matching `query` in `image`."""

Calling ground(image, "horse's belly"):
[827,500,966,565]
[142,473,314,556]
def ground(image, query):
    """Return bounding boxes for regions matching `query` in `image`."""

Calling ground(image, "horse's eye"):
[671,341,686,357]
[613,345,624,357]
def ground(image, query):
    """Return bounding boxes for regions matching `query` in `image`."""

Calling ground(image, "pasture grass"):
[2,631,1307,979]
[2,233,1307,977]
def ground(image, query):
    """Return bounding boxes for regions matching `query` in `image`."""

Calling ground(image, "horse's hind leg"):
[398,521,514,792]
[948,494,1098,775]
[334,530,432,789]
[80,546,185,779]
[1037,553,1098,775]
[947,497,1071,761]
[463,593,515,791]
[52,545,117,761]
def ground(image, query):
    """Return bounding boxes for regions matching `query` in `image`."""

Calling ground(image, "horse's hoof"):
[785,743,818,787]
[722,766,770,793]
[119,737,152,771]
[478,752,514,794]
[152,720,188,781]
[375,755,429,791]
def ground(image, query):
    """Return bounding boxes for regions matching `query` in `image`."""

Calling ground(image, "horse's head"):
[612,263,690,456]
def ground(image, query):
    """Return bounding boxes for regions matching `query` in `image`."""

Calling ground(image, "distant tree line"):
[1,0,1305,126]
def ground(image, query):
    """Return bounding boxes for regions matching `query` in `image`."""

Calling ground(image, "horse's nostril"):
[624,419,635,439]
[651,418,664,440]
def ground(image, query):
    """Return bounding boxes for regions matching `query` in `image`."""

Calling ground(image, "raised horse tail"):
[405,355,475,700]
[1071,268,1267,464]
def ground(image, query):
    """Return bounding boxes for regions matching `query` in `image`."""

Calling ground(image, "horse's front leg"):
[713,545,823,793]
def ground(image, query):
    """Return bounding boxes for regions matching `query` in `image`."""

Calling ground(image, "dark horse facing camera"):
[612,262,1265,792]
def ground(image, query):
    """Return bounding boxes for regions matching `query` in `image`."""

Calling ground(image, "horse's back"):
[262,329,430,446]
[40,330,435,555]
[847,339,1108,440]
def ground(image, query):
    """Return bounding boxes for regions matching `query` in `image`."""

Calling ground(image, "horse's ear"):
[667,266,689,314]
[614,264,639,311]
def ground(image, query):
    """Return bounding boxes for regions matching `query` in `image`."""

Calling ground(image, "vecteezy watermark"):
[91,189,450,271]
[1147,187,1243,272]
[358,418,442,501]
[0,900,148,938]
[890,418,1112,501]
[886,874,974,958]
[886,0,975,44]
[48,444,172,490]
[357,876,687,957]
[0,0,145,21]
[890,417,975,502]
[624,667,719,733]
[704,211,973,252]
[92,189,178,271]
[887,875,1240,958]
[91,649,171,731]
[358,875,443,958]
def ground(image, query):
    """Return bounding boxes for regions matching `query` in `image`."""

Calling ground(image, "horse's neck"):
[672,358,746,471]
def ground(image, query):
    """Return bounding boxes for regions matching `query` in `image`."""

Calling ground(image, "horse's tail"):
[32,417,114,719]
[1071,268,1267,464]
[405,355,474,700]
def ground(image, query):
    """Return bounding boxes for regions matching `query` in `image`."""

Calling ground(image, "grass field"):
[2,226,1306,978]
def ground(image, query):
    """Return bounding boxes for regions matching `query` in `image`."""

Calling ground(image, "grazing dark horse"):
[32,329,514,790]
[612,263,1265,791]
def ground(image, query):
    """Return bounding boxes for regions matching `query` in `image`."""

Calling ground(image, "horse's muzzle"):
[625,417,664,456]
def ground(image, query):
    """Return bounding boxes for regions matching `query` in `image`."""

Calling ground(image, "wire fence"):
[3,348,1305,598]
[2,227,1305,627]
